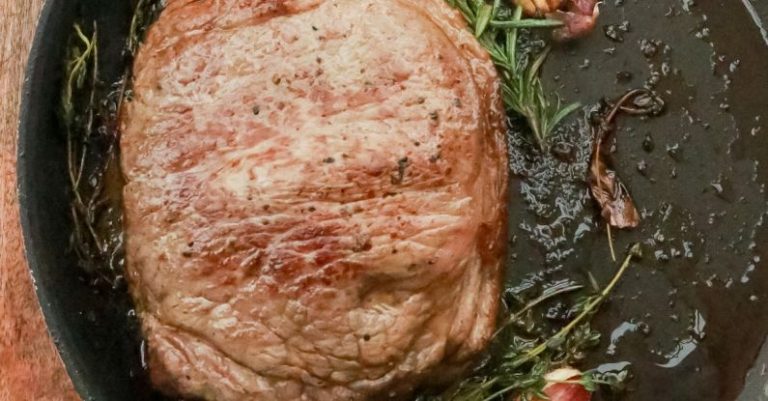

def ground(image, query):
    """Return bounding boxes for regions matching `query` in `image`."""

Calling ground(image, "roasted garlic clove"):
[517,368,592,401]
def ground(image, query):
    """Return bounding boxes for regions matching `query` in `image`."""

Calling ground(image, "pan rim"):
[17,0,100,399]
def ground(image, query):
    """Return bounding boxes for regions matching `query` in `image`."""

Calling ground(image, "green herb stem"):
[62,0,164,284]
[480,244,642,401]
[490,19,564,29]
[493,282,583,338]
[447,0,579,150]
[516,243,641,367]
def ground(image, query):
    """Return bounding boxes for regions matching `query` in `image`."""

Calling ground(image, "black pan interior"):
[17,1,768,401]
[526,2,768,400]
[19,1,162,400]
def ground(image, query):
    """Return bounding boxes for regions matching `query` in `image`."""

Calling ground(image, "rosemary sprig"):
[441,244,642,401]
[447,0,580,150]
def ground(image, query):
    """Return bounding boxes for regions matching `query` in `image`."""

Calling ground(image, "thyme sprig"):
[447,0,581,150]
[437,244,642,401]
[62,23,116,282]
[61,1,164,285]
[117,0,165,124]
[128,0,164,55]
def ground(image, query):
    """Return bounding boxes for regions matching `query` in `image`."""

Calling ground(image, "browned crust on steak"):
[120,0,508,400]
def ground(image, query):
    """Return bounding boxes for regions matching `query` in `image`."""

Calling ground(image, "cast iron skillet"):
[17,1,768,401]
[19,2,158,400]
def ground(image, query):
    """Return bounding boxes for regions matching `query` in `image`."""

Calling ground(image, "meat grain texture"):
[120,0,508,400]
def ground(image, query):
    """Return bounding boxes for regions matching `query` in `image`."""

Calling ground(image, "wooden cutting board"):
[0,2,81,400]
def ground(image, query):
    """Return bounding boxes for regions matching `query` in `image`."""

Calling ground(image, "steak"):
[119,0,508,400]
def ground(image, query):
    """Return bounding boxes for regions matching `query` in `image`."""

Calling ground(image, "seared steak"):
[120,0,507,400]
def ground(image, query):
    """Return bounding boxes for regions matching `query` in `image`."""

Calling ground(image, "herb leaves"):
[447,0,580,151]
[429,245,641,401]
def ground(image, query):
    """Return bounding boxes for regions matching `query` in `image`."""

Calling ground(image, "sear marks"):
[119,0,508,400]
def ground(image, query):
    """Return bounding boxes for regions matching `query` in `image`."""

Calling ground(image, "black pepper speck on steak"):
[119,0,508,399]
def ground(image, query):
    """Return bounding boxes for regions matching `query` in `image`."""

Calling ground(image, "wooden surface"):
[0,2,81,400]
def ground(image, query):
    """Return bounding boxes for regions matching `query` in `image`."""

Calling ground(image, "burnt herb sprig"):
[439,244,642,401]
[447,0,580,151]
[128,0,165,55]
[117,0,165,120]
